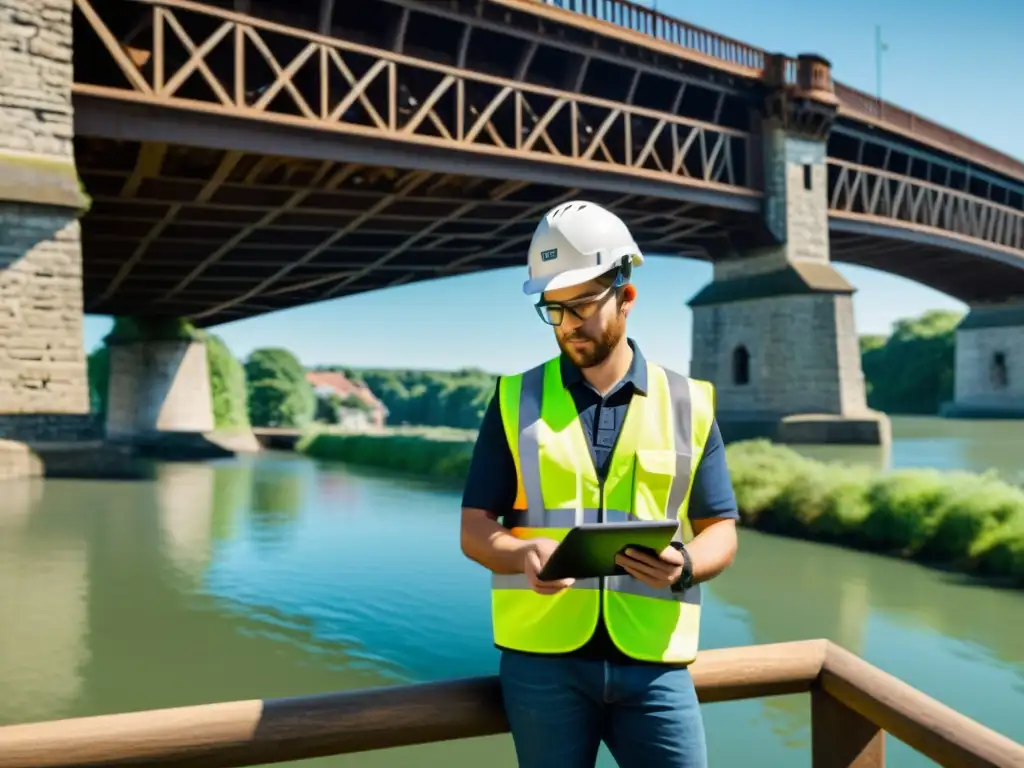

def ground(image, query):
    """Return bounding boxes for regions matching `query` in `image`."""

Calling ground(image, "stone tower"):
[688,54,890,446]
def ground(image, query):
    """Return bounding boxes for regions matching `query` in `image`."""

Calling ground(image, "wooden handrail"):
[0,640,1020,768]
[510,0,1024,182]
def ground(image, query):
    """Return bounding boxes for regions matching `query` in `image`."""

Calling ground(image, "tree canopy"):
[314,366,497,429]
[245,348,316,428]
[83,307,964,432]
[860,309,962,414]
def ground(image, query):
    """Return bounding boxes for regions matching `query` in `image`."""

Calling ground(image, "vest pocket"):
[633,448,680,518]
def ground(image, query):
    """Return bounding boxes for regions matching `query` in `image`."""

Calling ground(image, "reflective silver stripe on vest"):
[664,369,694,523]
[505,508,601,529]
[493,363,702,607]
[493,363,600,592]
[604,369,700,607]
[518,362,546,526]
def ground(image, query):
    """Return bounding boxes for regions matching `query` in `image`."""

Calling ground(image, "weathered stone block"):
[691,284,866,417]
[0,210,88,415]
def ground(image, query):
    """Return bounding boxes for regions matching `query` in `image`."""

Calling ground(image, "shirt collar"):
[560,337,648,396]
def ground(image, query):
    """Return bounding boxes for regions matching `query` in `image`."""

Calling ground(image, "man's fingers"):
[532,580,573,595]
[622,548,662,567]
[617,553,670,580]
[621,565,667,589]
[534,577,574,590]
[525,549,541,571]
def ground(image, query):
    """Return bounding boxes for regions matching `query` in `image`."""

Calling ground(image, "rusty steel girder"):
[828,160,1024,257]
[72,0,753,197]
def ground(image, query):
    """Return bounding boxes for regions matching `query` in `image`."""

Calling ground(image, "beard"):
[556,312,626,369]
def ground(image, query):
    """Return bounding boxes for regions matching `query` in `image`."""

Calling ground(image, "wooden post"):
[811,687,885,767]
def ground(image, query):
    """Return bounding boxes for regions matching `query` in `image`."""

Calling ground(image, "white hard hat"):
[522,200,644,295]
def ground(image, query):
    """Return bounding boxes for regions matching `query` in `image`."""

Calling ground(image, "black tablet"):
[537,521,679,581]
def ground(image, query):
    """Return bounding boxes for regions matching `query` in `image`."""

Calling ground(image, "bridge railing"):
[536,0,769,72]
[0,640,1020,767]
[526,0,1024,180]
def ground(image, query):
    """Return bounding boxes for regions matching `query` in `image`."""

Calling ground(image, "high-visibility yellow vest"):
[492,355,716,664]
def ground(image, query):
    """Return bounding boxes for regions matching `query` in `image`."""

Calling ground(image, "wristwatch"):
[669,541,693,592]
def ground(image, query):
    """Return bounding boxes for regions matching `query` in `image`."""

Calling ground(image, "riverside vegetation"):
[298,429,1024,586]
[84,309,1024,584]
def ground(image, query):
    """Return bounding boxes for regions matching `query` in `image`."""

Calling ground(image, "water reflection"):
[1,441,1021,767]
[706,529,1024,759]
[795,416,1024,485]
[0,478,88,724]
[156,463,217,582]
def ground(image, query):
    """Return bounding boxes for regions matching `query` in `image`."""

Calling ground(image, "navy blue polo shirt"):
[462,338,739,664]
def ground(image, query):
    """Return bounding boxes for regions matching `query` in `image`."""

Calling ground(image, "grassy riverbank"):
[297,429,1024,586]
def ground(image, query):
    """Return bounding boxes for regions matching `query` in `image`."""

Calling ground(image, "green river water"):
[0,416,1021,766]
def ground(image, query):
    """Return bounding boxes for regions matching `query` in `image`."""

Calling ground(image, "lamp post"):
[875,25,888,111]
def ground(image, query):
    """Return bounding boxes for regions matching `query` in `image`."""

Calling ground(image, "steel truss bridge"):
[71,0,1024,325]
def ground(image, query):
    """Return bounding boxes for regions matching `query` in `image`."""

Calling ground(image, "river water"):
[1,417,1022,767]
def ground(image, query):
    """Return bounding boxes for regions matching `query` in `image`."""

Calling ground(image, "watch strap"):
[669,541,692,592]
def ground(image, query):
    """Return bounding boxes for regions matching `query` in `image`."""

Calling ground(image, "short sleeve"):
[461,378,518,518]
[687,419,739,520]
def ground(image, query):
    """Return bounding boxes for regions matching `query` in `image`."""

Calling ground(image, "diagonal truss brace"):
[829,160,1024,253]
[73,0,751,192]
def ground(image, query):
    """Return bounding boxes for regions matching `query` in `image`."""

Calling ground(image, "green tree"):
[315,393,342,424]
[861,309,962,414]
[206,334,249,430]
[245,348,316,428]
[87,345,109,417]
[339,393,374,413]
[311,365,498,429]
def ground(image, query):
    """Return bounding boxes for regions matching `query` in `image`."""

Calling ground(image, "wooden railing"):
[520,0,1024,181]
[0,640,1020,767]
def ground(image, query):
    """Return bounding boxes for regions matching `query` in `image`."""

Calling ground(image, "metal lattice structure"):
[77,141,735,324]
[74,0,752,194]
[71,0,1024,320]
[828,160,1024,255]
[537,0,1024,181]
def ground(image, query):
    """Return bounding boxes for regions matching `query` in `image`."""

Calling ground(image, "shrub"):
[297,428,476,483]
[206,333,249,430]
[297,433,1024,586]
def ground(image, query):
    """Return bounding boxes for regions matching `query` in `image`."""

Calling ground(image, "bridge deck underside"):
[829,233,1024,303]
[80,137,1024,326]
[78,138,749,325]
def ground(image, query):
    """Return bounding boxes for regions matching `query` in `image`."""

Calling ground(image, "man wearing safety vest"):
[460,201,740,768]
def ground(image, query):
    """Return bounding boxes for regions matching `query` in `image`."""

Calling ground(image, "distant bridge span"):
[70,0,1024,325]
[6,0,1024,448]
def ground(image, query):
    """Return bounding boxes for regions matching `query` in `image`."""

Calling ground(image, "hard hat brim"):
[522,253,644,296]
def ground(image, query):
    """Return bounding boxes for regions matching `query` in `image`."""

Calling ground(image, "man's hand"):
[521,538,575,595]
[615,545,683,590]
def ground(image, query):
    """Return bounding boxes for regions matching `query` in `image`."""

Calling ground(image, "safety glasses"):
[534,280,618,327]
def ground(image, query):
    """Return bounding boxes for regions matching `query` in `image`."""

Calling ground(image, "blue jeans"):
[499,650,708,768]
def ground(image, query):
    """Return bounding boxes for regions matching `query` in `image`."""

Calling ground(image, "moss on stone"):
[104,317,204,346]
[0,150,89,213]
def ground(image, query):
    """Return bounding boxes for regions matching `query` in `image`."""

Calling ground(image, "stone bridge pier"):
[0,0,95,454]
[0,0,246,472]
[943,303,1024,418]
[103,319,221,454]
[688,55,890,446]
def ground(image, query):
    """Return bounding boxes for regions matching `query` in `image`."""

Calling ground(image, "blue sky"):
[82,0,1023,376]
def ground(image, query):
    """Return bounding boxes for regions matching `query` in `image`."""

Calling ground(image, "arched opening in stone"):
[732,345,750,386]
[990,351,1008,390]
